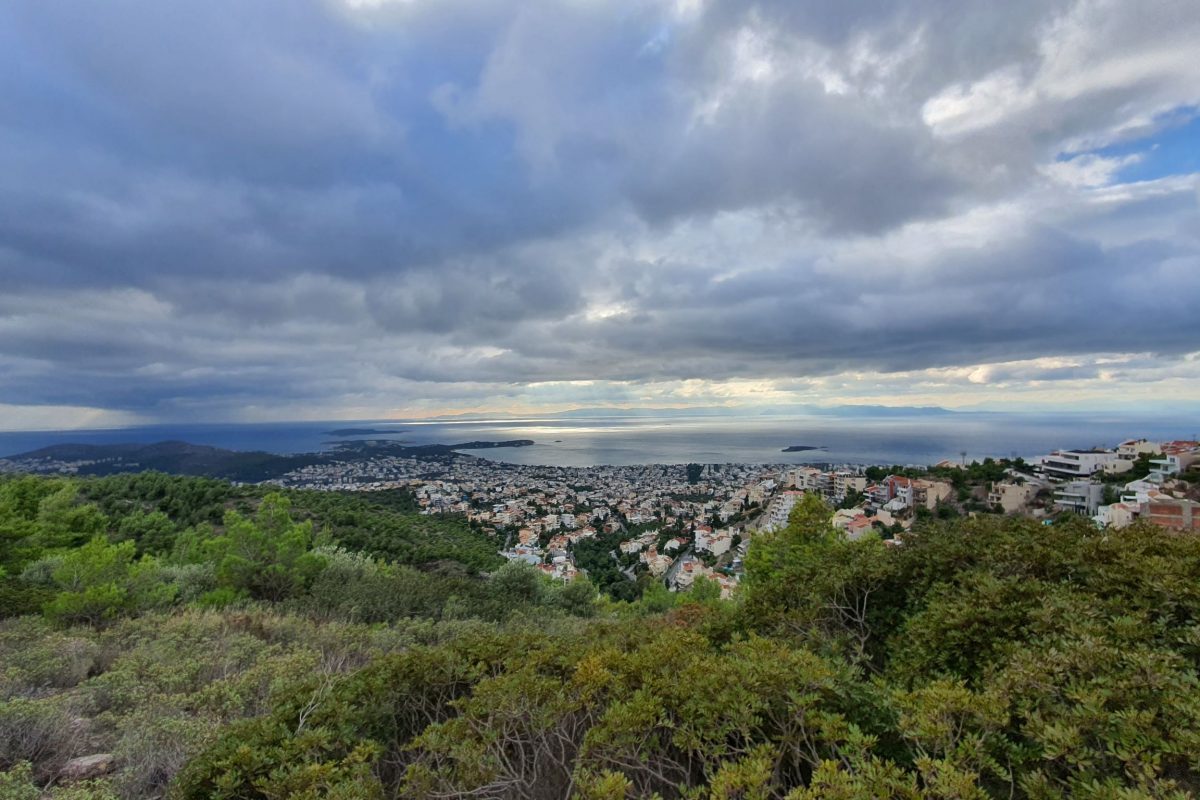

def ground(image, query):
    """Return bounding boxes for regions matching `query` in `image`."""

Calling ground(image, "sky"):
[1,0,1199,429]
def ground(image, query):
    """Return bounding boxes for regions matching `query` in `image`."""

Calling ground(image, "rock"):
[60,753,115,781]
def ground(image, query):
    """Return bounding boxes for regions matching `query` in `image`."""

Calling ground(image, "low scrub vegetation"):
[2,476,1199,798]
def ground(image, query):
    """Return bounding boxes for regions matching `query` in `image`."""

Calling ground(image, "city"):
[264,436,1200,597]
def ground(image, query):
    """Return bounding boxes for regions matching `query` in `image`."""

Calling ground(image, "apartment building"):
[760,490,804,532]
[1054,480,1104,515]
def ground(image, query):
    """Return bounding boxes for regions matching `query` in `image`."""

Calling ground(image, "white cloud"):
[1040,153,1141,188]
[1,0,1199,421]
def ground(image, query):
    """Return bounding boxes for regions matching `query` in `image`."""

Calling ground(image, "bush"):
[0,697,83,781]
[110,708,215,799]
[158,564,216,604]
[0,618,98,696]
[0,762,39,800]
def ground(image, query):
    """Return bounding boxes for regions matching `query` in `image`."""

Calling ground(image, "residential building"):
[1038,449,1121,479]
[663,537,687,553]
[832,471,867,501]
[1054,480,1104,515]
[1149,442,1200,481]
[760,490,803,532]
[1093,501,1139,529]
[988,481,1035,514]
[1145,498,1200,531]
[912,479,953,510]
[695,527,732,556]
[844,516,874,541]
[1106,439,1161,474]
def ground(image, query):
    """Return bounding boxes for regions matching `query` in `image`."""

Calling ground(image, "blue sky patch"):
[1090,106,1200,183]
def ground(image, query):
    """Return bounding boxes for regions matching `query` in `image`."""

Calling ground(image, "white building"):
[1038,450,1121,479]
[695,527,732,556]
[1093,502,1139,529]
[1054,480,1104,515]
[760,490,804,532]
[663,537,686,553]
[1149,443,1200,481]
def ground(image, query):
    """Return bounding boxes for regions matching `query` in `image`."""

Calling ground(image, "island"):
[452,440,535,450]
[781,445,827,452]
[325,428,403,436]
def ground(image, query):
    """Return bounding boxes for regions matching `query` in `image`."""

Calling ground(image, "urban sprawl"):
[266,437,1200,597]
[7,437,1197,598]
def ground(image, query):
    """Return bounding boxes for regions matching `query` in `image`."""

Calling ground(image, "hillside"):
[2,475,1200,799]
[1,438,535,483]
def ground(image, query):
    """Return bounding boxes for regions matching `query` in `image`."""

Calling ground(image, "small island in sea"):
[781,445,827,452]
[451,439,535,450]
[325,428,403,436]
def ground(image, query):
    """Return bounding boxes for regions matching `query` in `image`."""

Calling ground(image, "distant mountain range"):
[426,404,959,421]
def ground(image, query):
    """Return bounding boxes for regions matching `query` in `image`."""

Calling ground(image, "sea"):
[2,412,1198,469]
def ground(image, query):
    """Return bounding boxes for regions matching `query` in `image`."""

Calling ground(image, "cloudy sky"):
[2,0,1198,428]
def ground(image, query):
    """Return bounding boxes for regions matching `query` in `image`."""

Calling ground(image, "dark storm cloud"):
[0,0,1198,419]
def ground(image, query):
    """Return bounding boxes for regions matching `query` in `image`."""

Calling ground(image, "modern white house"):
[1149,443,1200,481]
[1038,449,1121,479]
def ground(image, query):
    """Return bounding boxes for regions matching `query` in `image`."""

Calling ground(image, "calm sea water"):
[2,413,1198,468]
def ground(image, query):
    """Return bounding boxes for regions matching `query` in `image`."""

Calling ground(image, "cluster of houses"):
[982,439,1200,530]
[766,438,1200,541]
[1079,440,1200,531]
[759,468,956,541]
[271,435,1200,598]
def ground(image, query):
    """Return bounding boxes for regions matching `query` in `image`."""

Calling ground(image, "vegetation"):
[3,475,1200,798]
[865,457,1020,487]
[571,529,641,602]
[1099,453,1156,484]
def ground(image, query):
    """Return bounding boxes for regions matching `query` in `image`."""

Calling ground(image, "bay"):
[2,412,1197,469]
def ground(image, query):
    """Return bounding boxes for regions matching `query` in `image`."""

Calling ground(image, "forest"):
[2,472,1200,799]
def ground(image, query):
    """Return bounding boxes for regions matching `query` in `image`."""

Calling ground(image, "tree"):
[552,576,599,617]
[43,536,174,625]
[115,509,177,555]
[839,490,864,509]
[33,484,108,551]
[489,560,546,608]
[743,493,896,662]
[204,494,326,602]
